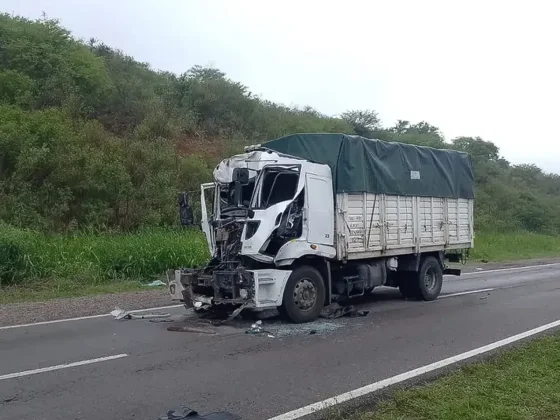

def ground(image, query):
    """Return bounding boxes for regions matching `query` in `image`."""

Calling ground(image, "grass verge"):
[0,224,209,303]
[352,333,560,420]
[2,225,560,303]
[0,281,149,305]
[471,231,560,262]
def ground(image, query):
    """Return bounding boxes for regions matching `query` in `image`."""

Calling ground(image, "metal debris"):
[167,324,217,334]
[245,320,275,338]
[220,304,247,325]
[110,307,171,320]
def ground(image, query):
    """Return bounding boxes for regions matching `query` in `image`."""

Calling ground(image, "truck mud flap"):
[443,268,461,276]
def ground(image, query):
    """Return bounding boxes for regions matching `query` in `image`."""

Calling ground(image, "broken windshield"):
[251,165,300,209]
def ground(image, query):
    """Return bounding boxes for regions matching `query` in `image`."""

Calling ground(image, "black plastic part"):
[231,167,249,184]
[443,268,461,276]
[178,192,194,226]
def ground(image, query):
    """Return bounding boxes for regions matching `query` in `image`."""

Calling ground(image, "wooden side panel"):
[336,193,474,259]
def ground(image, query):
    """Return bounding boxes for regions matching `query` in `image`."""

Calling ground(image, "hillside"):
[1,13,560,234]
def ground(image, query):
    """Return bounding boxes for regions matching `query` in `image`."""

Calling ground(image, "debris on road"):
[320,302,370,319]
[157,405,238,419]
[143,280,167,287]
[110,307,171,320]
[167,324,217,334]
[245,320,275,338]
[219,303,247,325]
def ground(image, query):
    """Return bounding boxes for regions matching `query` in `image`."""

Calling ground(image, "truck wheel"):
[417,256,443,300]
[281,266,326,323]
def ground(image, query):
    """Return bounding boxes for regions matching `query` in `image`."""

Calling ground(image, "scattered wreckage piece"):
[166,324,217,334]
[157,405,238,420]
[110,307,171,320]
[245,320,275,338]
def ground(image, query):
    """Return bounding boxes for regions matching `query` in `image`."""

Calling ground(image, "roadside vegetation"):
[2,14,560,299]
[0,224,208,302]
[471,232,560,262]
[350,333,560,420]
[2,226,559,304]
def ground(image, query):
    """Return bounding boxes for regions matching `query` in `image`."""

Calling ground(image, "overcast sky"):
[3,0,559,173]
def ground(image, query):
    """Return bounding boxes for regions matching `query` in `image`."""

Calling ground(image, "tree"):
[2,13,560,235]
[340,109,381,137]
[451,137,500,162]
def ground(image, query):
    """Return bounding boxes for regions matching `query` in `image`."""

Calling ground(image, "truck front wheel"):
[280,266,326,323]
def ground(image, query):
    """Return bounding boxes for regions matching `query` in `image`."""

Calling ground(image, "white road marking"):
[0,304,184,331]
[0,354,128,381]
[267,318,560,420]
[439,288,494,299]
[458,262,560,277]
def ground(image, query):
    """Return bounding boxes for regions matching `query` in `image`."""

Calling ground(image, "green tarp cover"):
[263,133,474,199]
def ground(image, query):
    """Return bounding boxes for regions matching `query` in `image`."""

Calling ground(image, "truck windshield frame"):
[250,164,300,210]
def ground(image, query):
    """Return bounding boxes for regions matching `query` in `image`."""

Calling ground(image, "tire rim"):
[293,278,317,311]
[424,267,437,292]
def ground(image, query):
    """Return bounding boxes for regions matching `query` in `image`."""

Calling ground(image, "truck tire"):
[281,266,326,323]
[416,256,443,300]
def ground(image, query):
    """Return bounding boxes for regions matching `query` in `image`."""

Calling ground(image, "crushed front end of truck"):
[167,265,255,309]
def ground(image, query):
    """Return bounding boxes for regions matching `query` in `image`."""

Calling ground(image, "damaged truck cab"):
[168,134,475,323]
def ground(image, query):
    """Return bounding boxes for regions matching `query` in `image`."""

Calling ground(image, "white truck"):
[168,134,474,322]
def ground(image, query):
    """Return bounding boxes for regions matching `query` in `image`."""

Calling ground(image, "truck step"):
[344,275,365,298]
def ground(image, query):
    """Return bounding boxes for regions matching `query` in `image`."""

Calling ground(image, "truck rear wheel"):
[416,256,443,300]
[281,266,325,323]
[398,257,443,300]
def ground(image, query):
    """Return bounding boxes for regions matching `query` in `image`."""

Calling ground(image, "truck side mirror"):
[232,167,249,184]
[232,168,249,207]
[178,192,194,226]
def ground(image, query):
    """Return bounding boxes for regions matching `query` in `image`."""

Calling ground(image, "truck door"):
[200,183,216,256]
[305,174,334,246]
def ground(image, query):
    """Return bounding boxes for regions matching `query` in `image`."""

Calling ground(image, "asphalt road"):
[2,263,560,420]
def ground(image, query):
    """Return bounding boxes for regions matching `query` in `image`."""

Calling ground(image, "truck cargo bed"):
[336,193,474,260]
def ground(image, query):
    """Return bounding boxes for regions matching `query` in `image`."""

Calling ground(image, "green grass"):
[2,225,560,303]
[352,334,560,420]
[471,231,560,262]
[0,224,209,301]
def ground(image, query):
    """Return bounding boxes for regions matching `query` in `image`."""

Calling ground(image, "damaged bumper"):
[167,268,292,309]
[167,268,255,308]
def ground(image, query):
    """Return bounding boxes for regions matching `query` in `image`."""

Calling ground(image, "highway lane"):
[1,264,560,420]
